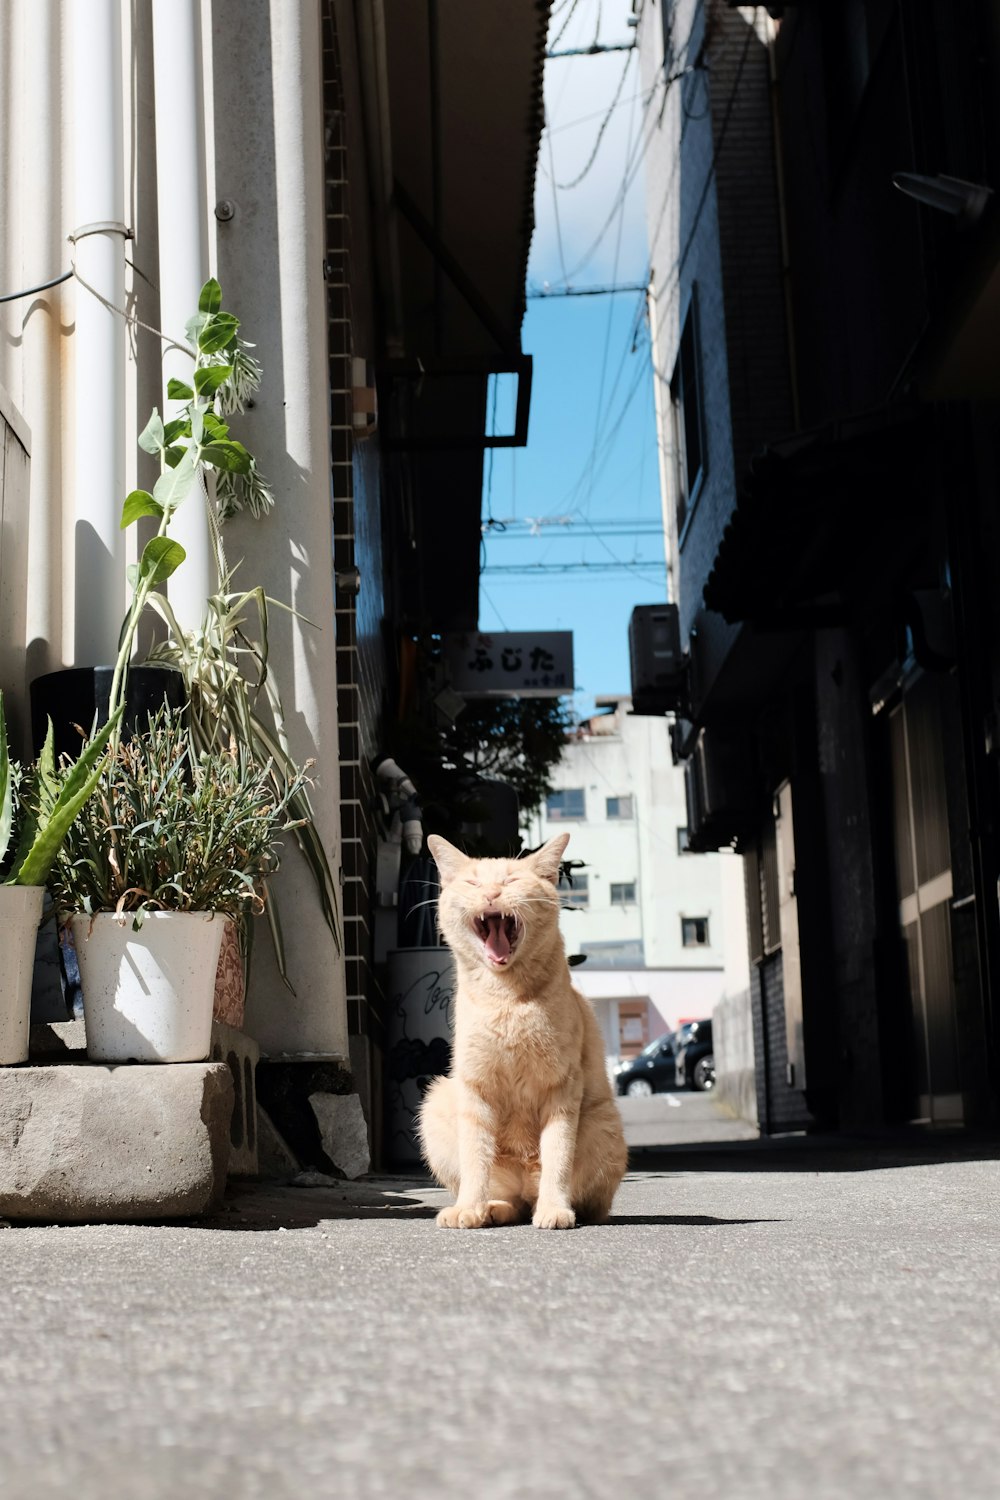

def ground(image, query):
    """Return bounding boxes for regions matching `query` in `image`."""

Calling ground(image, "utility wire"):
[554,47,635,191]
[0,269,73,303]
[548,0,582,52]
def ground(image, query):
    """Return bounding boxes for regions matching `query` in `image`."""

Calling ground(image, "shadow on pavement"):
[605,1214,783,1227]
[628,1127,1000,1174]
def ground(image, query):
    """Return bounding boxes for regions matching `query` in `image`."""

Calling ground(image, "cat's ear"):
[528,832,570,885]
[427,834,471,885]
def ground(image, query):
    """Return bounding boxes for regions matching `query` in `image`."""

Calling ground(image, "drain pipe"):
[151,0,212,632]
[71,0,127,666]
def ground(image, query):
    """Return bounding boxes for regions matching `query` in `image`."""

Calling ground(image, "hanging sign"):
[444,631,574,698]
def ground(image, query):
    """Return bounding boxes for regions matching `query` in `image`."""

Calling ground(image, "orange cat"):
[418,832,628,1229]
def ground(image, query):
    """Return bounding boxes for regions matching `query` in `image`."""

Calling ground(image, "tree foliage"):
[388,695,571,850]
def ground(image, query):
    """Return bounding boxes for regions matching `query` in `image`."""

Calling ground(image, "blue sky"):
[479,0,666,721]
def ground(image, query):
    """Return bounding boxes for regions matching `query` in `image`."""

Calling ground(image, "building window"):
[546,788,585,821]
[677,827,690,855]
[671,289,706,542]
[562,872,589,908]
[610,882,637,906]
[606,795,634,820]
[681,916,710,948]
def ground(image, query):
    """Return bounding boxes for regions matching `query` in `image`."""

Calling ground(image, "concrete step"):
[0,1059,233,1222]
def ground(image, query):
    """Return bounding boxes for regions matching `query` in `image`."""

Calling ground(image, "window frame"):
[681,915,711,948]
[605,794,635,821]
[546,787,586,822]
[610,881,637,907]
[561,871,590,908]
[671,287,708,548]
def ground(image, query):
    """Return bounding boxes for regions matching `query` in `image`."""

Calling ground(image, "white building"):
[529,695,749,1063]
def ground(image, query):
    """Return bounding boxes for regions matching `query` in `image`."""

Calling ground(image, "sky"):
[478,0,665,722]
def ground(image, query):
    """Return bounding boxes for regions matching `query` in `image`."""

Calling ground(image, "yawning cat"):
[418,832,628,1229]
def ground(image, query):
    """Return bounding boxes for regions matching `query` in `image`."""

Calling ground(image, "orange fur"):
[418,833,628,1229]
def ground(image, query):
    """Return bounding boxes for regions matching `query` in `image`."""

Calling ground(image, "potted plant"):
[46,707,307,1063]
[0,690,120,1063]
[38,279,339,1005]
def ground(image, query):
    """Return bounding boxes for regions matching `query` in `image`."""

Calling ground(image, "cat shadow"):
[604,1214,783,1227]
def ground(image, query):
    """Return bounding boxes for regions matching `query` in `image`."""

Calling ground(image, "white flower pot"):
[0,885,45,1065]
[71,911,226,1063]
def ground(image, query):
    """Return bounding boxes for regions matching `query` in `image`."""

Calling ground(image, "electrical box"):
[628,603,686,715]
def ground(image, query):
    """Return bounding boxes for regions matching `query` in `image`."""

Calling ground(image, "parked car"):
[675,1019,715,1091]
[614,1032,677,1097]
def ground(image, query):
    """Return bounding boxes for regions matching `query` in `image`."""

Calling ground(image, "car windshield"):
[638,1032,672,1058]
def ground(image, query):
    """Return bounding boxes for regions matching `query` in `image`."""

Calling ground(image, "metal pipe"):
[71,0,127,666]
[355,0,406,355]
[151,0,212,633]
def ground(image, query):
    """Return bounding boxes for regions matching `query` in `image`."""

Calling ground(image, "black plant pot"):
[29,665,187,760]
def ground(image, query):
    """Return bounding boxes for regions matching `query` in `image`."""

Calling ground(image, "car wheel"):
[692,1055,715,1091]
[626,1078,654,1098]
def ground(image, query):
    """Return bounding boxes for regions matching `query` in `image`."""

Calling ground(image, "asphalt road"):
[1,1102,998,1500]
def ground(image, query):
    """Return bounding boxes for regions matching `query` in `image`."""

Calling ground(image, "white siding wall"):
[532,698,749,1055]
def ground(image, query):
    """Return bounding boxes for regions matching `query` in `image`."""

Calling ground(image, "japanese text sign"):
[444,631,574,698]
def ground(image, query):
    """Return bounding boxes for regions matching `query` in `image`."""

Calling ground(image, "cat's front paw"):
[436,1201,495,1229]
[532,1199,576,1230]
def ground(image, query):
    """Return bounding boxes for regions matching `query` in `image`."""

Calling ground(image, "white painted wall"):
[530,696,749,1057]
[0,0,348,1060]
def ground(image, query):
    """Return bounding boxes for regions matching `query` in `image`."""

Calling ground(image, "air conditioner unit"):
[628,603,687,715]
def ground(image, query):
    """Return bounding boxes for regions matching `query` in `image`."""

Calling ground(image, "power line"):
[553,47,636,190]
[483,557,666,574]
[526,281,648,298]
[547,40,637,59]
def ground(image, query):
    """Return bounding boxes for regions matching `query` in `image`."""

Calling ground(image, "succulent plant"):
[0,690,121,888]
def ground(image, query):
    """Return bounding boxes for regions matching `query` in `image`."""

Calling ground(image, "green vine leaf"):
[138,409,165,456]
[167,378,194,401]
[153,448,198,512]
[199,278,223,314]
[138,537,186,586]
[198,313,240,354]
[120,490,163,530]
[201,440,252,474]
[194,364,233,398]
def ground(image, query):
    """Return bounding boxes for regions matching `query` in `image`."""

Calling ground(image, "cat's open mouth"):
[473,911,521,966]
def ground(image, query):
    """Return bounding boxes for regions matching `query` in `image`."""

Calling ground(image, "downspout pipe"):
[71,0,127,666]
[355,0,406,356]
[151,0,212,632]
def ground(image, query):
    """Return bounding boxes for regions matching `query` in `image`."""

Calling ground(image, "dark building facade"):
[640,0,1000,1131]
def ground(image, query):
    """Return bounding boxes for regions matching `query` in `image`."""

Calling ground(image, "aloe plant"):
[0,690,122,888]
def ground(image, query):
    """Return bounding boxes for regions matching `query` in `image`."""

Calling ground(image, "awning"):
[702,406,927,627]
[374,0,550,630]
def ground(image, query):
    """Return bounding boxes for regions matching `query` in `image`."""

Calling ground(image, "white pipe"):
[151,0,211,633]
[71,0,127,666]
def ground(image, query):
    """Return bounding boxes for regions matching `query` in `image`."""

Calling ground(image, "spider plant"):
[0,689,121,888]
[47,707,306,940]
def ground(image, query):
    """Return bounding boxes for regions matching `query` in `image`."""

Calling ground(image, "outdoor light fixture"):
[892,172,993,230]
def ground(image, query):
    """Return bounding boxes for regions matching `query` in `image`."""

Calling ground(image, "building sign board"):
[444,631,574,698]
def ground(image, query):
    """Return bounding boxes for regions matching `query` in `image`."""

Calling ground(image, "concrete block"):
[0,1063,233,1221]
[309,1091,370,1179]
[210,1021,260,1177]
